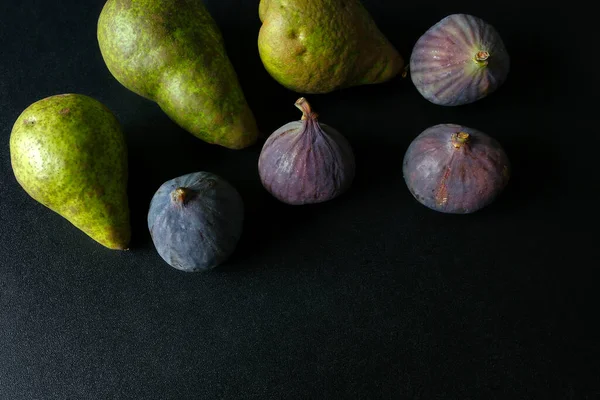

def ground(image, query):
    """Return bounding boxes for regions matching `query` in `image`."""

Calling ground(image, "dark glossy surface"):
[0,1,596,399]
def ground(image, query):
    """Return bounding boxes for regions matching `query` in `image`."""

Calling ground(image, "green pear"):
[9,94,131,250]
[258,0,405,94]
[97,0,259,150]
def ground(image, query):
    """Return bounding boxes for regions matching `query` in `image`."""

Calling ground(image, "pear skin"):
[258,0,404,93]
[9,94,131,250]
[97,0,259,150]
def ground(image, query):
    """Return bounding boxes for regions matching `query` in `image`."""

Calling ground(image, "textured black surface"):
[0,1,597,399]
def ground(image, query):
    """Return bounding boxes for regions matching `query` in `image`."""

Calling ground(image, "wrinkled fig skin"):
[97,0,259,149]
[258,98,355,205]
[9,94,131,249]
[148,172,244,272]
[258,0,404,94]
[410,14,510,106]
[403,124,510,214]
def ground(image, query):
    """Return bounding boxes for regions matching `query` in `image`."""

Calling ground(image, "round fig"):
[258,97,355,205]
[147,172,244,272]
[410,14,510,106]
[402,123,510,214]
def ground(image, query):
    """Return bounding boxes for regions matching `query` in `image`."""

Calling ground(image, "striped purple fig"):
[403,123,510,214]
[410,14,510,106]
[258,97,355,205]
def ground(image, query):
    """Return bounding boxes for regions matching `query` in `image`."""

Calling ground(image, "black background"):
[1,1,597,399]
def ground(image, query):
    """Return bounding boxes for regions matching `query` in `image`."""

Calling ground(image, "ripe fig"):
[402,123,510,214]
[410,14,510,106]
[258,98,355,205]
[147,172,244,272]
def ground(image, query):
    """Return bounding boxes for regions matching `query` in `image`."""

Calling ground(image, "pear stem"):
[171,187,190,205]
[451,132,470,148]
[474,50,490,66]
[295,97,319,120]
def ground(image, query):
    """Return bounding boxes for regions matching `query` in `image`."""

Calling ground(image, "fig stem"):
[474,50,490,66]
[402,65,409,78]
[171,187,190,205]
[451,132,470,148]
[295,97,319,120]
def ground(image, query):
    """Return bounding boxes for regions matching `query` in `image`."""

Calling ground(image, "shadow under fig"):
[221,137,419,273]
[220,187,330,272]
[351,138,412,198]
[473,34,566,214]
[124,113,233,250]
[476,135,562,216]
[493,31,564,109]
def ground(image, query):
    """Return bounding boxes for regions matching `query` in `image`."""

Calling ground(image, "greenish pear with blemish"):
[97,0,259,149]
[258,0,404,93]
[9,94,131,250]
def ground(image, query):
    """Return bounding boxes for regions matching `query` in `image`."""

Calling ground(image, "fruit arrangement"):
[9,0,512,272]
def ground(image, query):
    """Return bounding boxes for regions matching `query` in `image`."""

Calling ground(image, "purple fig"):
[147,172,244,272]
[410,14,510,106]
[403,123,510,214]
[258,98,355,205]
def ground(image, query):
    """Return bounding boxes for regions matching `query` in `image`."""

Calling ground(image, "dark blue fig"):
[403,124,510,214]
[147,172,244,272]
[258,97,355,205]
[410,14,510,106]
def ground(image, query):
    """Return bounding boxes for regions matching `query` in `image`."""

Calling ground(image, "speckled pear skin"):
[410,14,510,106]
[147,172,244,272]
[97,0,259,149]
[402,123,510,214]
[9,94,131,249]
[258,0,404,94]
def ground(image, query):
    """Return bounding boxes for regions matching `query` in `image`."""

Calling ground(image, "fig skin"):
[258,98,356,205]
[147,172,244,272]
[402,124,510,214]
[410,14,510,106]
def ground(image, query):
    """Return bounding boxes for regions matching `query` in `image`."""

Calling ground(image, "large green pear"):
[97,0,259,150]
[10,94,131,250]
[258,0,405,94]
